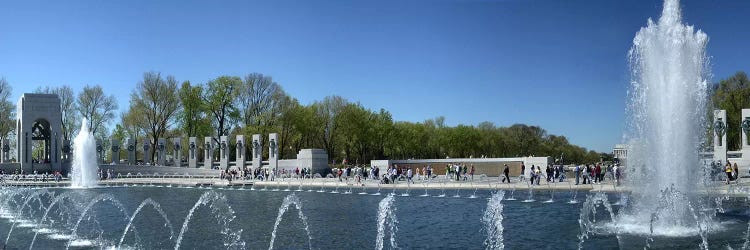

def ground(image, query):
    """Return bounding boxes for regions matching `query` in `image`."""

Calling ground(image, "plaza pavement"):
[3,175,749,196]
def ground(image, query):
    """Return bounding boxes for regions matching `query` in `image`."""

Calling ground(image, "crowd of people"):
[572,163,620,185]
[504,163,622,186]
[219,167,315,182]
[0,170,64,183]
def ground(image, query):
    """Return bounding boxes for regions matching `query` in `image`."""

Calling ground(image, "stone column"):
[143,140,152,165]
[125,137,136,165]
[157,138,166,166]
[714,110,727,164]
[252,134,262,171]
[219,136,229,170]
[188,137,197,168]
[111,139,120,164]
[741,109,750,151]
[96,139,103,164]
[269,133,279,172]
[1,138,9,163]
[739,109,750,172]
[173,138,182,167]
[204,137,214,169]
[236,135,245,170]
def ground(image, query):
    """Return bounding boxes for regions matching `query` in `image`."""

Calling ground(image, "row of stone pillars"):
[99,133,279,170]
[713,109,750,164]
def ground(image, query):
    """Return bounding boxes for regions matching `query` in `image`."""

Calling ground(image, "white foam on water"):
[48,234,75,240]
[69,238,96,247]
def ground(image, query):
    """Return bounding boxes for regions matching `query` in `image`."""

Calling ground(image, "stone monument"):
[714,109,727,163]
[297,149,328,175]
[157,138,166,166]
[111,138,120,164]
[188,137,197,168]
[236,135,245,170]
[739,109,750,159]
[143,140,152,165]
[125,137,136,165]
[173,137,182,167]
[252,134,262,171]
[219,136,229,170]
[16,94,63,173]
[96,139,103,164]
[269,133,279,172]
[1,138,9,163]
[204,137,214,169]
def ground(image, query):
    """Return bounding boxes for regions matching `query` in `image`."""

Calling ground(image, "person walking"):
[582,165,589,185]
[575,165,580,185]
[535,166,542,185]
[470,165,475,181]
[502,164,510,183]
[558,165,565,182]
[733,163,739,182]
[407,168,413,184]
[520,164,526,182]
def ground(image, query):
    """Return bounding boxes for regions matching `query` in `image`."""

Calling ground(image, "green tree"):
[178,81,212,137]
[203,76,241,140]
[34,85,78,141]
[77,84,117,134]
[312,96,348,162]
[0,78,14,142]
[127,72,182,161]
[239,73,283,130]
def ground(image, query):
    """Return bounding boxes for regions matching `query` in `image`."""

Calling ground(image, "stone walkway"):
[2,176,748,196]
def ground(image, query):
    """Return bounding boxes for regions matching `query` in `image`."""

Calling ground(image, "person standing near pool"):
[502,164,510,183]
[725,162,733,184]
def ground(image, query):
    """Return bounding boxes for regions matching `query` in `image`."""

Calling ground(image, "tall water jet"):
[375,194,398,250]
[482,191,505,250]
[268,193,313,250]
[622,0,710,236]
[70,119,98,188]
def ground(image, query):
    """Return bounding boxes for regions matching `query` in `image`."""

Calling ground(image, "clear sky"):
[1,0,748,153]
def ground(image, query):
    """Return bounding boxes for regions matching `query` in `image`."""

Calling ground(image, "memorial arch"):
[16,94,62,173]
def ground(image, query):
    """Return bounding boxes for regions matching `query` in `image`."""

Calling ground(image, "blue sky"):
[1,0,749,153]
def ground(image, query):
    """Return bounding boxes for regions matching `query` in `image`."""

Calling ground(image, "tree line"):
[0,72,605,164]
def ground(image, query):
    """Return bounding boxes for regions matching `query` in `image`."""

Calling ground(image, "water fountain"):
[375,194,398,250]
[401,180,410,197]
[614,0,711,239]
[420,180,430,197]
[119,198,174,248]
[482,191,505,250]
[0,1,744,249]
[70,119,98,188]
[174,191,245,249]
[567,180,578,204]
[522,181,535,203]
[438,180,446,197]
[268,193,313,250]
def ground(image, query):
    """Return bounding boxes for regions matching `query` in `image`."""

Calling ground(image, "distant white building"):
[613,144,628,160]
